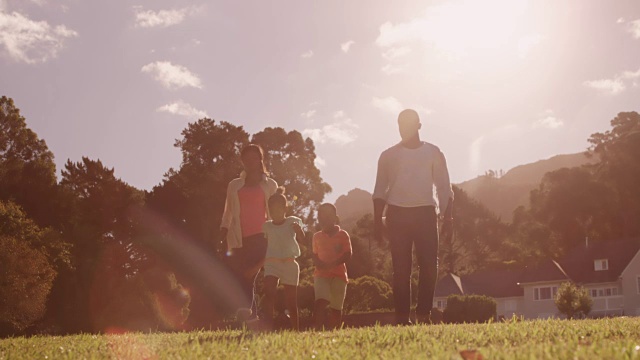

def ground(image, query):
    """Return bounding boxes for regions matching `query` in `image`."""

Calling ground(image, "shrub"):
[94,268,191,332]
[343,276,393,313]
[0,235,56,336]
[443,294,497,323]
[555,282,592,319]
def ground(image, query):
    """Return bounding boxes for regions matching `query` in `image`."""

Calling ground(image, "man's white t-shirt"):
[372,142,454,212]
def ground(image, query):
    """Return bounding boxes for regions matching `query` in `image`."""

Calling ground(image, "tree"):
[56,157,146,331]
[147,120,331,326]
[343,276,393,313]
[0,201,57,336]
[0,96,60,228]
[440,186,509,276]
[555,282,592,319]
[588,111,640,237]
[147,119,249,253]
[252,127,331,222]
[528,167,618,253]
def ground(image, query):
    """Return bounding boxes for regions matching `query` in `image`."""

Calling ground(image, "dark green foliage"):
[0,201,57,336]
[0,96,60,228]
[441,186,509,276]
[555,282,592,319]
[94,268,190,332]
[443,294,497,323]
[343,276,393,313]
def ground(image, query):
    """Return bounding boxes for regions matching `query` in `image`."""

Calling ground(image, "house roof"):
[435,238,640,299]
[435,268,524,299]
[558,238,640,284]
[463,268,524,298]
[518,259,570,285]
[434,273,464,297]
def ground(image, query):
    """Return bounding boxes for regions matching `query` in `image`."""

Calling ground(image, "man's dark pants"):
[386,205,439,323]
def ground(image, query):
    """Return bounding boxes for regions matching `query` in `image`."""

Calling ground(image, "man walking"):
[373,109,454,325]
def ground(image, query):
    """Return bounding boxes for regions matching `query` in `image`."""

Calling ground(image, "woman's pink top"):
[238,185,267,238]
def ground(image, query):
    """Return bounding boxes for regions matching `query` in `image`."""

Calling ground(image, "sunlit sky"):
[2,0,639,202]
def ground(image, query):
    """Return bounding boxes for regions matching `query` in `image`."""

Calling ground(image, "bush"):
[0,235,56,336]
[343,276,393,313]
[94,268,191,332]
[555,282,592,319]
[443,294,497,323]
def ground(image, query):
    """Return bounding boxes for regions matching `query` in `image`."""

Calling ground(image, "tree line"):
[1,95,639,335]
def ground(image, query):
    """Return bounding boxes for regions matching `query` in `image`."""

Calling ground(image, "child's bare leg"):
[262,276,278,326]
[283,285,299,331]
[328,308,342,330]
[314,299,329,330]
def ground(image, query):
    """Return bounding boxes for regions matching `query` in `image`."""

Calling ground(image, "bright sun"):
[423,0,529,57]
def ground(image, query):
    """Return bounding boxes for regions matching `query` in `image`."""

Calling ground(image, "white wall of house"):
[583,282,623,317]
[620,249,640,316]
[521,281,563,319]
[495,296,524,319]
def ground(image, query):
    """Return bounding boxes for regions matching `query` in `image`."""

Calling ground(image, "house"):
[434,238,640,319]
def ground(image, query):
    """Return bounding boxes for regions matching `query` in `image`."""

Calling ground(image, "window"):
[434,299,447,309]
[589,287,619,297]
[594,259,609,271]
[534,286,558,301]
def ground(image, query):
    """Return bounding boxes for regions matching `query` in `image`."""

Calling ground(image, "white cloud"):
[141,61,203,89]
[583,78,626,95]
[134,6,199,28]
[584,67,640,95]
[376,0,529,61]
[301,109,316,119]
[532,110,564,129]
[333,110,345,119]
[341,40,355,53]
[622,67,640,79]
[157,100,207,119]
[517,34,542,58]
[301,50,313,58]
[302,115,359,145]
[372,96,404,114]
[314,156,326,168]
[381,63,406,75]
[617,17,625,24]
[628,19,640,39]
[533,116,564,129]
[0,11,77,64]
[382,46,412,61]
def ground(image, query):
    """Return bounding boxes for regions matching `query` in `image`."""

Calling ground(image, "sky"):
[1,0,639,203]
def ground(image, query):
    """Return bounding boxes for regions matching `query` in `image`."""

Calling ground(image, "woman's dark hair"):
[268,186,287,209]
[241,144,268,174]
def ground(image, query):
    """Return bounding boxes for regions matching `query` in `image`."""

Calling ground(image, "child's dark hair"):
[268,186,287,209]
[241,144,268,174]
[318,203,337,215]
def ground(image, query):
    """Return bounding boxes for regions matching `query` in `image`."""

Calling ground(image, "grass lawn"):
[2,317,640,359]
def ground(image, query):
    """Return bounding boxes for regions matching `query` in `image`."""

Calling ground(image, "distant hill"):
[457,152,597,221]
[334,188,373,232]
[334,152,597,226]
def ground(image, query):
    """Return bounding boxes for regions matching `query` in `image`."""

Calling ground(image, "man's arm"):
[434,149,454,235]
[373,198,387,244]
[372,153,389,244]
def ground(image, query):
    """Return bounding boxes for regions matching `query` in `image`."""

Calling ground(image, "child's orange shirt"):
[312,226,351,283]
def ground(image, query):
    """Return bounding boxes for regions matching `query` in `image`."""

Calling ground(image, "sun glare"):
[425,0,529,57]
